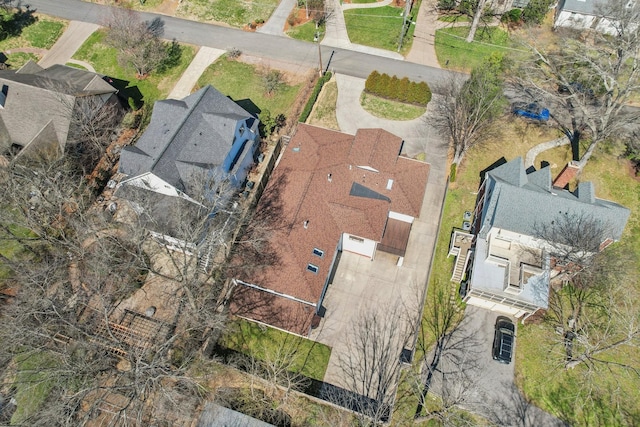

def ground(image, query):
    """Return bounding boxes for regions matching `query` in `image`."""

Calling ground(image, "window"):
[0,85,8,108]
[307,264,319,274]
[348,235,365,243]
[313,248,324,258]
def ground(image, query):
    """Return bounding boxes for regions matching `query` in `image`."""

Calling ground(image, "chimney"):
[303,220,309,229]
[553,161,580,189]
[576,181,595,204]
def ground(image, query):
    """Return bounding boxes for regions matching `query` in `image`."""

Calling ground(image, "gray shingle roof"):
[0,61,117,151]
[560,0,598,15]
[119,85,255,192]
[479,157,630,241]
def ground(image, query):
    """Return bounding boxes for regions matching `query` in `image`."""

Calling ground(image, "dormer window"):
[307,264,319,274]
[313,248,324,258]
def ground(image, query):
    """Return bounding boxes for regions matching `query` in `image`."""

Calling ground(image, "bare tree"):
[413,285,484,423]
[104,8,168,79]
[532,212,639,377]
[432,56,507,166]
[511,0,640,170]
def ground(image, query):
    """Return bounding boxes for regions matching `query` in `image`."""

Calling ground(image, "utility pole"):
[315,31,323,76]
[397,0,412,52]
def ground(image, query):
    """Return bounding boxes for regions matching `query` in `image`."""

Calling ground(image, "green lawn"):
[72,30,196,108]
[22,18,65,48]
[286,20,324,42]
[0,15,66,67]
[10,352,59,424]
[344,5,416,54]
[516,145,640,426]
[307,79,338,130]
[221,318,331,381]
[360,92,426,120]
[196,56,303,120]
[0,16,65,51]
[178,0,280,27]
[435,26,525,72]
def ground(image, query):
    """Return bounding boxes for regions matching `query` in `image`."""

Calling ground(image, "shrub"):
[501,8,522,24]
[299,72,332,123]
[228,47,242,59]
[364,71,431,106]
[365,70,380,93]
[522,0,554,24]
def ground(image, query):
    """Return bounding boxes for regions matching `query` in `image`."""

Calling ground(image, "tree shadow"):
[0,5,36,42]
[105,76,144,110]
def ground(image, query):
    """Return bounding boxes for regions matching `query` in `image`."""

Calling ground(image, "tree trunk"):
[577,139,598,171]
[466,0,487,43]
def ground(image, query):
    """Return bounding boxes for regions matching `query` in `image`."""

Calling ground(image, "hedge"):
[299,71,333,123]
[364,71,432,106]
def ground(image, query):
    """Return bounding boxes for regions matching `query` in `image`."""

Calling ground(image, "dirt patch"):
[156,0,180,15]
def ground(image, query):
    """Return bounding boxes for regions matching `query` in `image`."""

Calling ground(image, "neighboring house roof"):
[559,0,598,15]
[0,61,117,155]
[231,124,429,335]
[118,85,256,194]
[197,402,274,427]
[478,157,630,242]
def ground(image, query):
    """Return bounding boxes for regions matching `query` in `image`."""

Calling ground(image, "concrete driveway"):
[426,306,566,426]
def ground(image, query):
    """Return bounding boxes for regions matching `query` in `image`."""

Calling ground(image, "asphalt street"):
[25,0,460,88]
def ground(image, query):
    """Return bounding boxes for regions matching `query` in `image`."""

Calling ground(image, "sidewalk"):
[38,21,99,68]
[257,0,296,36]
[168,47,225,99]
[406,0,440,67]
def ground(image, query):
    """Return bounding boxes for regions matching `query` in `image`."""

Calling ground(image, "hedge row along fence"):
[299,72,333,123]
[365,71,432,106]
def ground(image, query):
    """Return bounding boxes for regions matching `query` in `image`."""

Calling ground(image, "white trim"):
[389,211,414,223]
[233,279,317,307]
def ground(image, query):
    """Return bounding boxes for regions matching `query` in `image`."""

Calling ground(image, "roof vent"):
[303,220,309,229]
[328,173,332,182]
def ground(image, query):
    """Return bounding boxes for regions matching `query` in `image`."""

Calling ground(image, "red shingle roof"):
[231,124,429,335]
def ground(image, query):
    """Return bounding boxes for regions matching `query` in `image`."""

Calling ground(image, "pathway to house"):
[167,46,225,99]
[310,72,449,392]
[38,21,99,68]
[525,136,570,168]
[406,0,440,67]
[257,0,297,36]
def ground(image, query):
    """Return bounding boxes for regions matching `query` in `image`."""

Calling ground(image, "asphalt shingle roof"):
[231,124,429,335]
[479,157,629,241]
[119,85,254,193]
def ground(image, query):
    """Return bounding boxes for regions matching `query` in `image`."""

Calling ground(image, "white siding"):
[342,233,376,258]
[465,296,521,316]
[389,211,414,223]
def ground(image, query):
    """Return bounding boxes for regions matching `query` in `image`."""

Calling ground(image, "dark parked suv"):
[492,316,515,364]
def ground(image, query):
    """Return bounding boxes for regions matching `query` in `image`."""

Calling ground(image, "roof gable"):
[118,85,255,192]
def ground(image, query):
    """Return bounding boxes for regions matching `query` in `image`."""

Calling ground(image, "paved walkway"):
[311,72,449,391]
[525,136,570,168]
[257,0,296,36]
[168,46,225,99]
[406,0,440,67]
[38,21,99,68]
